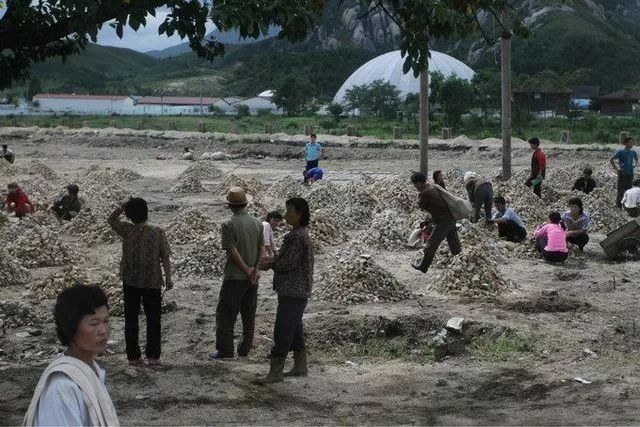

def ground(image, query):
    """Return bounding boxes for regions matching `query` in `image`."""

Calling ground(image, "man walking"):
[410,172,462,273]
[611,136,637,209]
[303,134,324,183]
[212,186,264,359]
[108,197,172,366]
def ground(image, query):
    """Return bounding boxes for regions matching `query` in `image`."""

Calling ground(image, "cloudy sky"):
[97,10,216,52]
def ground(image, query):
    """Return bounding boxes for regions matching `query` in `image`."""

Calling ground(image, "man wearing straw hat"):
[212,186,265,359]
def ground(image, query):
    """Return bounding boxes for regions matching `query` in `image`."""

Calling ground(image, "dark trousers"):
[525,177,542,198]
[272,295,307,357]
[617,174,634,208]
[625,207,639,217]
[123,285,162,360]
[498,220,527,243]
[473,183,494,222]
[535,237,568,263]
[419,220,462,272]
[567,233,589,250]
[215,280,258,357]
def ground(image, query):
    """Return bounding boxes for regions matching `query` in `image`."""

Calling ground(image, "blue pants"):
[271,295,307,357]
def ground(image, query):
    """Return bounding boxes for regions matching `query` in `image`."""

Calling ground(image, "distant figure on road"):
[51,184,82,221]
[303,134,324,183]
[304,167,324,184]
[5,182,33,219]
[610,136,637,209]
[572,168,596,194]
[432,170,446,189]
[525,137,546,198]
[621,179,640,217]
[464,171,493,222]
[1,144,14,164]
[489,196,527,243]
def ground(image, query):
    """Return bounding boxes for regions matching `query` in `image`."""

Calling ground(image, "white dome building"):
[333,50,475,104]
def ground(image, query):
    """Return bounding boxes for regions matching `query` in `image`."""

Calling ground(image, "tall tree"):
[25,77,42,101]
[272,77,314,116]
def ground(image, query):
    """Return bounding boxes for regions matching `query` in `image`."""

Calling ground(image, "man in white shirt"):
[622,179,640,217]
[262,211,283,256]
[488,196,527,242]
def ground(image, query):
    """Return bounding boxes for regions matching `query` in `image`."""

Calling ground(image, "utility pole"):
[500,8,512,179]
[419,58,429,175]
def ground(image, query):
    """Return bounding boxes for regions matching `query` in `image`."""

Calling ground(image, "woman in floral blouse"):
[255,197,314,384]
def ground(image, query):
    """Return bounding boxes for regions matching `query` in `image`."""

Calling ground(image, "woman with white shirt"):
[622,179,640,217]
[24,285,119,426]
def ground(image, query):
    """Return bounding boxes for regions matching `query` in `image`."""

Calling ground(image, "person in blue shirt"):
[304,167,324,183]
[303,134,324,183]
[610,136,638,208]
[488,196,527,243]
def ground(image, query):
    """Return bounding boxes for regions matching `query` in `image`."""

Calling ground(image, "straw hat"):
[225,186,253,206]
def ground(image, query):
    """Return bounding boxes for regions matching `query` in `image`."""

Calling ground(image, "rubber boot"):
[284,350,308,377]
[253,355,286,385]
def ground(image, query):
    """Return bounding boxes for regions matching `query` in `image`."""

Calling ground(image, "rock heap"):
[7,225,81,267]
[28,160,59,181]
[0,249,31,287]
[63,207,119,245]
[266,175,302,201]
[309,209,348,251]
[30,266,89,299]
[114,168,143,181]
[0,300,50,329]
[165,209,219,245]
[175,233,226,278]
[317,253,411,304]
[94,274,124,316]
[357,209,410,249]
[218,174,262,197]
[171,175,205,193]
[180,161,222,181]
[366,175,416,213]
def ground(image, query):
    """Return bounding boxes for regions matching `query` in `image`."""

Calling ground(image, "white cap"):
[463,171,477,183]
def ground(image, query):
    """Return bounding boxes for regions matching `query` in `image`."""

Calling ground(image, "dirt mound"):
[171,175,205,193]
[357,209,410,249]
[114,168,143,181]
[179,161,222,181]
[216,174,262,197]
[309,209,348,251]
[0,249,31,287]
[63,207,120,245]
[366,175,416,213]
[94,273,124,316]
[0,300,50,329]
[30,266,89,299]
[165,209,219,245]
[266,175,302,200]
[28,160,59,181]
[6,225,82,267]
[318,253,411,304]
[175,233,225,278]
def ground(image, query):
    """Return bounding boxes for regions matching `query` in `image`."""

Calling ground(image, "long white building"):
[34,94,135,114]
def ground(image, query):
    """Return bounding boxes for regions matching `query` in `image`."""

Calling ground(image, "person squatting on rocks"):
[525,137,546,198]
[562,197,590,252]
[533,211,569,263]
[1,144,15,163]
[263,210,284,257]
[463,171,494,223]
[304,167,324,184]
[255,197,314,384]
[303,133,324,183]
[51,184,82,221]
[108,198,172,366]
[5,182,34,219]
[489,196,527,243]
[572,167,596,194]
[212,187,264,359]
[611,136,637,209]
[432,170,446,190]
[410,172,462,273]
[622,179,640,218]
[23,285,119,426]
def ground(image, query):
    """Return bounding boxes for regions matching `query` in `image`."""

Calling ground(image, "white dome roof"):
[333,50,475,104]
[258,89,275,98]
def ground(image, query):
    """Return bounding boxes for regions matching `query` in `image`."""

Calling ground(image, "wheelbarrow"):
[600,217,640,260]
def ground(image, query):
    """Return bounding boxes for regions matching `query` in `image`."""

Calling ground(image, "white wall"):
[34,97,134,114]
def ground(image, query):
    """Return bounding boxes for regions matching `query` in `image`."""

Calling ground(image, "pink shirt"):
[533,223,568,253]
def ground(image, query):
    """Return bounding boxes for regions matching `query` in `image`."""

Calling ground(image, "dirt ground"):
[1,127,640,425]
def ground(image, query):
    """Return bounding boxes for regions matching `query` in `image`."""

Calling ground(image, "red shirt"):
[5,187,32,215]
[531,148,547,178]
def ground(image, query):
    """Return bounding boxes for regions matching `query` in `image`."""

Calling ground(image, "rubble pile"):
[114,168,143,181]
[28,160,59,181]
[304,181,346,210]
[217,174,262,197]
[30,266,90,299]
[357,209,410,249]
[7,225,81,267]
[493,182,548,227]
[94,274,124,316]
[0,160,19,176]
[79,168,131,209]
[442,168,467,194]
[266,175,302,200]
[318,253,411,304]
[366,175,416,213]
[171,175,205,193]
[165,209,219,245]
[63,208,119,245]
[175,233,226,278]
[553,191,628,233]
[0,301,50,329]
[0,249,31,287]
[23,209,61,228]
[309,209,348,251]
[17,175,58,206]
[431,244,513,296]
[179,161,222,181]
[433,221,508,267]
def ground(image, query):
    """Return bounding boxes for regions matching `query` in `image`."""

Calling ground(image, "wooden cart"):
[600,218,640,260]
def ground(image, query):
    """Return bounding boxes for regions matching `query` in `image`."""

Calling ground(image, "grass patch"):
[318,337,435,364]
[471,331,532,362]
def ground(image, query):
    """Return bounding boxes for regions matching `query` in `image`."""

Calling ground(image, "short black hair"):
[67,184,79,195]
[410,172,427,184]
[124,197,148,224]
[583,168,593,176]
[266,211,283,221]
[549,211,562,224]
[286,197,310,227]
[432,170,443,181]
[310,133,317,138]
[493,196,506,205]
[2,144,6,149]
[568,197,584,214]
[528,137,540,146]
[633,178,640,187]
[55,285,109,346]
[623,136,634,145]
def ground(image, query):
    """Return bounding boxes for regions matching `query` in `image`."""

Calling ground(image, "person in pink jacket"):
[533,211,569,263]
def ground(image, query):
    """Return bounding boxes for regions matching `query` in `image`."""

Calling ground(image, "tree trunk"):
[419,61,429,175]
[500,9,512,180]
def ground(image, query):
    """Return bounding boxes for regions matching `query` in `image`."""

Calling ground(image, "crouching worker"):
[464,171,493,222]
[562,197,590,252]
[255,198,314,384]
[489,196,527,243]
[23,285,119,426]
[51,184,81,221]
[304,167,324,184]
[5,182,34,219]
[533,211,569,263]
[621,179,640,217]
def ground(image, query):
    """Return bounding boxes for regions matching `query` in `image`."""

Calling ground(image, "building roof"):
[571,85,600,99]
[33,94,132,100]
[600,90,640,101]
[333,50,475,104]
[513,81,572,94]
[136,96,220,106]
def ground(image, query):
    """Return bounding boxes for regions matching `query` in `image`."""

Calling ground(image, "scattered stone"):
[0,249,31,287]
[445,317,465,333]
